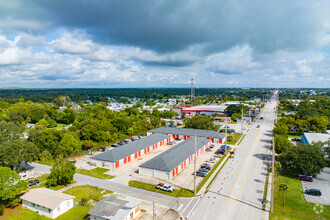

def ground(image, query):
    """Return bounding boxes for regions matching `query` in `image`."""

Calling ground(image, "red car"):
[299,176,313,182]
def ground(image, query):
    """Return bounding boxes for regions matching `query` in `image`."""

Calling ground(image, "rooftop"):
[88,196,140,220]
[139,137,211,172]
[303,132,330,145]
[19,188,75,210]
[149,127,225,139]
[91,133,170,162]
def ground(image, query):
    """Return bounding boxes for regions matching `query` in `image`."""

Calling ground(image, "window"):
[32,203,35,207]
[67,201,70,206]
[49,209,51,213]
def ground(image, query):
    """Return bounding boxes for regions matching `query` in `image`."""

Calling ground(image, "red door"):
[124,157,127,164]
[128,156,131,162]
[135,153,138,159]
[176,167,178,175]
[138,151,141,157]
[144,149,147,154]
[172,134,175,138]
[115,161,119,168]
[172,170,175,177]
[211,138,214,143]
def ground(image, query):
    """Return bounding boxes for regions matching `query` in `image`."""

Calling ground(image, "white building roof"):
[303,133,330,145]
[183,105,227,112]
[20,188,75,210]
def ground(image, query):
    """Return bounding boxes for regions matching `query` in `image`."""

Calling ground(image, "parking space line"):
[108,185,181,205]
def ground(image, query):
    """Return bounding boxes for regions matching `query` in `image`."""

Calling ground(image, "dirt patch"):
[2,205,23,219]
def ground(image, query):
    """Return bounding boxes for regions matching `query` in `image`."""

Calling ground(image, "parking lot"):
[73,139,229,190]
[301,167,330,205]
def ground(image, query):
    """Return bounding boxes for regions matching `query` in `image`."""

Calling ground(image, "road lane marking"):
[181,196,196,214]
[187,197,201,218]
[225,130,260,203]
[108,185,180,205]
[235,134,261,204]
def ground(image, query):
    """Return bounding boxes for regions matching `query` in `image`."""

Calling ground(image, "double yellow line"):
[225,131,260,203]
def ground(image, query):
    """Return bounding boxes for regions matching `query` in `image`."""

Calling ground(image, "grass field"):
[76,167,115,180]
[270,173,330,220]
[129,180,194,198]
[227,133,241,145]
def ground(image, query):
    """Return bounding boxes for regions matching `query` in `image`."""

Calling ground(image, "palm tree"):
[279,184,289,206]
[274,162,281,176]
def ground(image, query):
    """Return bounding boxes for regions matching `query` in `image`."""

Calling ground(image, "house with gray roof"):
[20,188,75,219]
[147,127,225,143]
[139,137,211,180]
[90,134,172,169]
[88,196,141,220]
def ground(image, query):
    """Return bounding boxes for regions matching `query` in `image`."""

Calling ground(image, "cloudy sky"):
[0,0,329,88]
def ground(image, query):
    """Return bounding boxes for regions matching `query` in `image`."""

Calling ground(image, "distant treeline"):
[0,88,272,103]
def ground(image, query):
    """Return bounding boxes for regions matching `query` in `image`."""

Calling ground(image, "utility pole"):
[241,108,244,134]
[194,135,197,194]
[153,201,155,220]
[191,78,195,105]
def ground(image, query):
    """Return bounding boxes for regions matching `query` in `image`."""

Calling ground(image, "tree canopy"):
[46,161,76,187]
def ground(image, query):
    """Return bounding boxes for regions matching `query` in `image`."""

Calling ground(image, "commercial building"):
[182,105,227,117]
[90,134,171,169]
[302,132,330,146]
[20,188,75,219]
[88,196,141,220]
[139,137,211,180]
[147,127,225,143]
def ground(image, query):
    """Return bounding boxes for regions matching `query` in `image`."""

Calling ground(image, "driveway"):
[301,167,330,205]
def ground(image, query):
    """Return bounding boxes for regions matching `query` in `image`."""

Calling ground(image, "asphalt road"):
[29,162,191,211]
[186,94,277,220]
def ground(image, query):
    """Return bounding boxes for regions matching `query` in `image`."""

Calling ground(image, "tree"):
[225,104,240,117]
[0,167,28,206]
[278,143,327,177]
[0,121,23,143]
[0,139,39,170]
[58,134,80,156]
[274,134,294,154]
[279,184,288,206]
[46,161,76,187]
[185,115,215,130]
[274,162,281,176]
[54,96,71,106]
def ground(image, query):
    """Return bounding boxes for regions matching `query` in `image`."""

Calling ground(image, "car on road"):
[298,174,312,179]
[299,176,313,182]
[305,189,321,196]
[260,117,263,120]
[256,125,260,128]
[156,183,174,192]
[28,179,39,187]
[195,171,207,177]
[174,138,181,141]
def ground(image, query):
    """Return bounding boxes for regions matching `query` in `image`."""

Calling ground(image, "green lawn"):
[76,167,115,180]
[129,180,194,198]
[3,206,50,220]
[270,173,330,220]
[227,133,241,145]
[64,185,113,203]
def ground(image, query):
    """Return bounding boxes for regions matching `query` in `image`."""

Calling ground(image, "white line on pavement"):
[187,197,202,218]
[181,197,196,215]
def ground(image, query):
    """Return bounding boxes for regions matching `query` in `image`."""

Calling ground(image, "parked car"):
[156,183,174,192]
[124,139,132,144]
[118,141,126,145]
[201,165,211,170]
[292,138,301,142]
[28,179,39,187]
[299,176,313,182]
[195,171,207,177]
[256,125,260,128]
[199,168,209,173]
[111,143,120,148]
[206,158,216,163]
[305,189,321,196]
[174,138,181,141]
[260,117,263,120]
[214,153,223,158]
[131,136,140,141]
[298,174,312,179]
[98,147,106,152]
[210,144,215,148]
[167,141,177,145]
[206,148,211,152]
